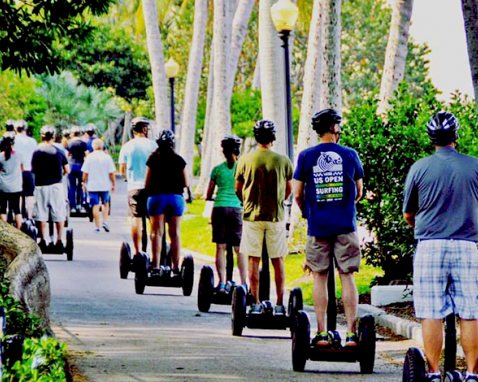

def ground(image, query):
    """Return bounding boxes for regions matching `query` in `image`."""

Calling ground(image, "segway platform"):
[292,310,376,373]
[231,286,303,336]
[69,203,90,218]
[197,265,236,312]
[38,228,74,261]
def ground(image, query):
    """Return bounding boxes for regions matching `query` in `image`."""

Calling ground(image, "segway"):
[291,258,376,373]
[231,239,304,336]
[38,208,74,261]
[69,184,90,218]
[197,244,236,312]
[403,314,462,381]
[6,205,38,241]
[119,215,149,279]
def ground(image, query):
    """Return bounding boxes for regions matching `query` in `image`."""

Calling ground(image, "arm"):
[63,164,70,176]
[144,166,152,190]
[119,163,126,179]
[355,178,363,203]
[206,180,216,201]
[82,172,88,184]
[293,179,305,214]
[109,173,116,192]
[182,168,192,203]
[235,179,244,202]
[285,179,292,200]
[404,212,415,227]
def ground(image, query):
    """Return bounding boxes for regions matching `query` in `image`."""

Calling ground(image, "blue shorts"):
[147,194,185,217]
[88,191,110,206]
[413,239,478,319]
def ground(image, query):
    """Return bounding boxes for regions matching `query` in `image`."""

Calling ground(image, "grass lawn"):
[182,200,383,305]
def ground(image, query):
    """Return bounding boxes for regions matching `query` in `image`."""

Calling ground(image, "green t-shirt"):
[235,147,293,222]
[210,161,242,208]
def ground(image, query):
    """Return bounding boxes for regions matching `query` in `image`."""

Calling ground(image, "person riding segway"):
[402,112,478,382]
[198,135,248,312]
[67,126,89,216]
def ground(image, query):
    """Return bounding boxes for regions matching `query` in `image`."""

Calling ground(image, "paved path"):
[45,179,412,381]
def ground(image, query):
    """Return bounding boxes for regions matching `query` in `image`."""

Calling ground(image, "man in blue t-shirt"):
[118,117,156,255]
[403,112,478,382]
[293,109,364,348]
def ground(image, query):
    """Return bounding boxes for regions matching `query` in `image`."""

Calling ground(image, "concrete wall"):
[0,221,51,331]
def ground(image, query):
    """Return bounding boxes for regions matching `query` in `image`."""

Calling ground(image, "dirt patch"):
[381,301,418,323]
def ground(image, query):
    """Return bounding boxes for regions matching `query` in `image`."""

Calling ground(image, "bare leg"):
[168,216,181,270]
[271,257,284,306]
[149,215,164,268]
[313,272,329,332]
[215,243,226,284]
[55,221,64,243]
[14,214,22,229]
[234,246,247,285]
[422,319,443,373]
[460,319,478,374]
[339,272,358,333]
[131,217,143,254]
[249,256,260,303]
[39,221,48,241]
[0,214,6,222]
[102,203,109,224]
[92,205,101,229]
[25,196,34,219]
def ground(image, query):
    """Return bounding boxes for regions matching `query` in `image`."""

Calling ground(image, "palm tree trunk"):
[461,0,478,112]
[377,0,414,115]
[179,0,208,182]
[258,0,287,156]
[320,0,342,111]
[142,0,170,130]
[252,59,260,89]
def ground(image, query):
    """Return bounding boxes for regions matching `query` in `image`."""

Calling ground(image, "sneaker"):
[345,332,358,347]
[38,239,48,253]
[102,222,110,232]
[426,373,441,382]
[311,331,330,347]
[47,242,56,253]
[216,283,226,293]
[274,304,286,316]
[55,241,65,253]
[70,208,77,214]
[94,228,101,233]
[250,303,263,315]
[80,207,87,214]
[465,373,478,381]
[151,268,161,276]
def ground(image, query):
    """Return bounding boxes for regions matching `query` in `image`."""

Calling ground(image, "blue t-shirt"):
[403,147,478,241]
[118,137,157,191]
[293,143,364,237]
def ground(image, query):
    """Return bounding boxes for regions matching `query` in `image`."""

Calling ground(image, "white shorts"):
[240,221,288,259]
[34,183,67,222]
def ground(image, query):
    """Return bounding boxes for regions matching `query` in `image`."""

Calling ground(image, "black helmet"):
[2,131,15,144]
[131,117,150,134]
[157,129,175,149]
[311,108,342,135]
[62,128,71,138]
[253,119,276,144]
[15,119,27,132]
[85,123,96,135]
[40,125,56,140]
[5,119,15,132]
[70,126,81,137]
[427,111,459,146]
[221,134,241,156]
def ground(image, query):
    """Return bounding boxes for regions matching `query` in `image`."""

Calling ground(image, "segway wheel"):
[292,310,310,372]
[181,255,194,296]
[402,347,426,382]
[287,287,303,321]
[65,228,74,261]
[231,285,246,336]
[444,371,463,382]
[197,266,214,312]
[119,242,132,279]
[134,253,149,295]
[358,315,376,374]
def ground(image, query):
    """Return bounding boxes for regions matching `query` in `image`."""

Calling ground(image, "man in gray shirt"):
[403,111,478,382]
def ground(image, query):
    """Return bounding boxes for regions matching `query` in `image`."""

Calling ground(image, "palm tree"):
[142,0,170,131]
[179,0,208,182]
[377,0,414,115]
[258,0,287,155]
[461,0,478,112]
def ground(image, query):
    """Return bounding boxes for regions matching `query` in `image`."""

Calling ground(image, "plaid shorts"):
[413,239,478,319]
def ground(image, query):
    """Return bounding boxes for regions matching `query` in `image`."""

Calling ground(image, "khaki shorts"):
[306,232,361,274]
[240,221,288,259]
[34,183,67,222]
[128,189,148,218]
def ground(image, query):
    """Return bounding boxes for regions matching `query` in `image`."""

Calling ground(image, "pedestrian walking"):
[235,119,293,315]
[293,109,364,347]
[82,138,115,233]
[32,126,69,253]
[403,111,478,382]
[206,135,247,291]
[118,117,156,255]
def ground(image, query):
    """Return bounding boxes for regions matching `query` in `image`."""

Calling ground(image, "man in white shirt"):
[14,120,38,219]
[82,138,116,233]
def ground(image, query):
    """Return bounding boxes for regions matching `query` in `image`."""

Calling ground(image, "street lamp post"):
[165,58,180,133]
[271,0,298,162]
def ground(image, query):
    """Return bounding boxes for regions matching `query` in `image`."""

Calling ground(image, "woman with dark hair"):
[145,130,191,273]
[0,132,25,228]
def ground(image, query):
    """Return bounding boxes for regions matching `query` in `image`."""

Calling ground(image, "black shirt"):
[146,151,186,195]
[67,138,88,164]
[32,144,68,186]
